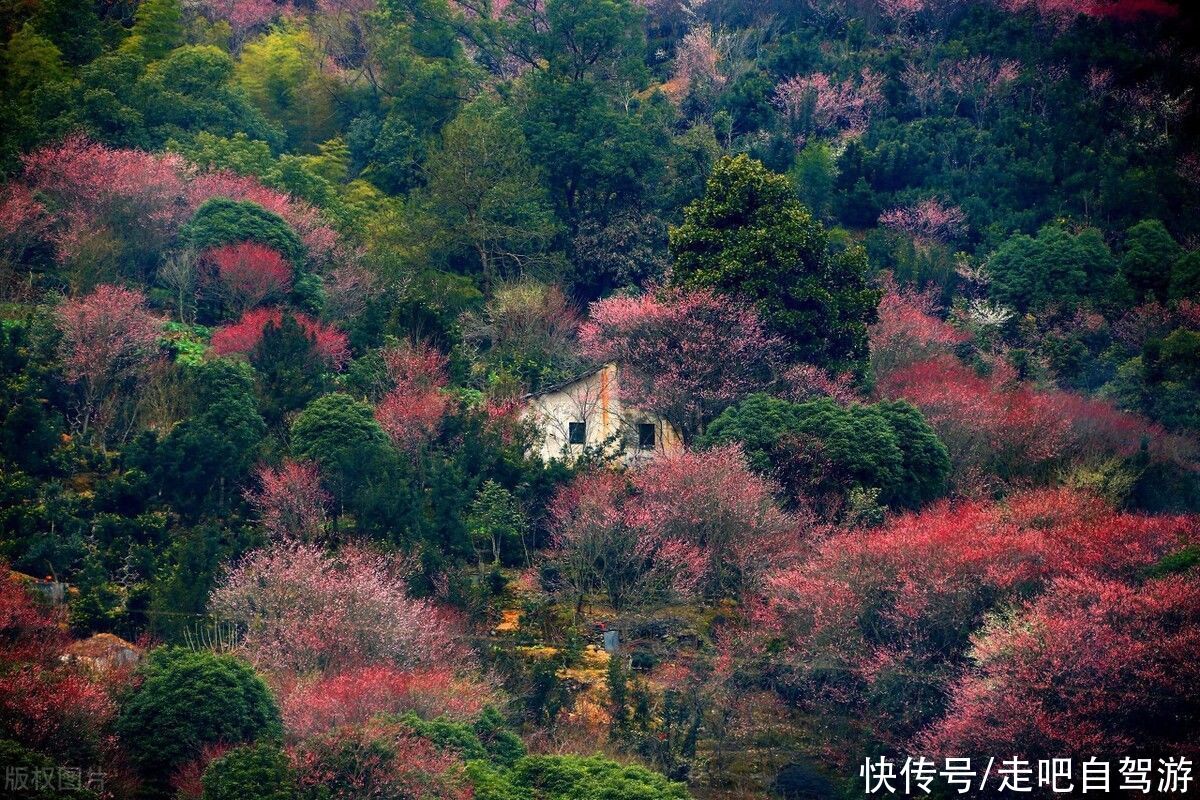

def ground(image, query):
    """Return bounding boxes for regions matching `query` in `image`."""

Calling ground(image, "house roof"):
[521,363,612,401]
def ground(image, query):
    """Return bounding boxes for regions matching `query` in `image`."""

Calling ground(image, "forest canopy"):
[1,0,1198,797]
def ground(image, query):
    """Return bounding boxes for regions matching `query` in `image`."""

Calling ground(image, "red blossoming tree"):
[773,68,885,139]
[374,342,452,452]
[920,573,1200,759]
[877,354,1163,484]
[20,135,191,269]
[205,241,293,313]
[1000,0,1177,25]
[759,488,1196,747]
[0,571,121,777]
[280,666,499,740]
[0,185,52,298]
[869,279,1170,486]
[868,277,968,378]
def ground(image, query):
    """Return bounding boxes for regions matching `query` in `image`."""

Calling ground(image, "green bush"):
[468,754,691,800]
[700,394,949,509]
[182,198,304,263]
[202,742,295,800]
[116,647,281,784]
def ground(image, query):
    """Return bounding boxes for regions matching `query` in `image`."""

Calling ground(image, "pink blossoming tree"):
[210,541,466,675]
[579,286,782,440]
[374,342,452,452]
[55,285,162,440]
[245,459,329,540]
[773,68,885,139]
[549,446,808,608]
[210,308,350,369]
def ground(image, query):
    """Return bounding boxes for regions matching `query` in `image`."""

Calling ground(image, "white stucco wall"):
[521,364,684,466]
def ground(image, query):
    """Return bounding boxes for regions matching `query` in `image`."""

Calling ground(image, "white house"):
[522,363,684,465]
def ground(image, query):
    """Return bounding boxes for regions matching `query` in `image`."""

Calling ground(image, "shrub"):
[202,742,295,800]
[701,394,950,510]
[116,647,281,781]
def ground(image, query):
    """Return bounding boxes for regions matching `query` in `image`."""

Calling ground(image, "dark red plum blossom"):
[206,241,293,312]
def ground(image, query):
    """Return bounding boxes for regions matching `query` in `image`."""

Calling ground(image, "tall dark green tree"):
[424,97,560,284]
[1121,219,1183,303]
[32,0,102,66]
[182,199,304,264]
[700,394,949,510]
[987,226,1116,313]
[133,359,266,517]
[669,155,880,373]
[290,393,394,509]
[250,314,329,428]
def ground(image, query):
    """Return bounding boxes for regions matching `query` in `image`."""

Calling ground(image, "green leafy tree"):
[490,0,647,86]
[874,400,952,509]
[425,98,560,284]
[669,155,880,372]
[168,132,275,177]
[1170,251,1200,302]
[147,523,252,642]
[789,140,836,222]
[0,739,98,800]
[1120,219,1183,303]
[137,46,281,147]
[61,51,154,149]
[607,655,629,733]
[31,0,101,66]
[182,199,304,264]
[290,393,395,509]
[235,25,338,151]
[716,71,775,135]
[700,394,949,510]
[350,111,427,195]
[120,0,185,62]
[468,754,690,800]
[988,226,1116,313]
[3,24,69,104]
[519,74,668,232]
[467,480,527,566]
[370,0,475,133]
[250,314,330,428]
[117,647,281,788]
[136,359,266,517]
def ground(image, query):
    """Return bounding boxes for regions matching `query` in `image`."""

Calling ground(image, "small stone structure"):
[62,633,142,673]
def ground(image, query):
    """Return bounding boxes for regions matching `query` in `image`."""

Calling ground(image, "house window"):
[568,421,586,445]
[638,423,656,450]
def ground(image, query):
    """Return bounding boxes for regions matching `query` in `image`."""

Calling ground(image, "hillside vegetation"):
[1,0,1198,797]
